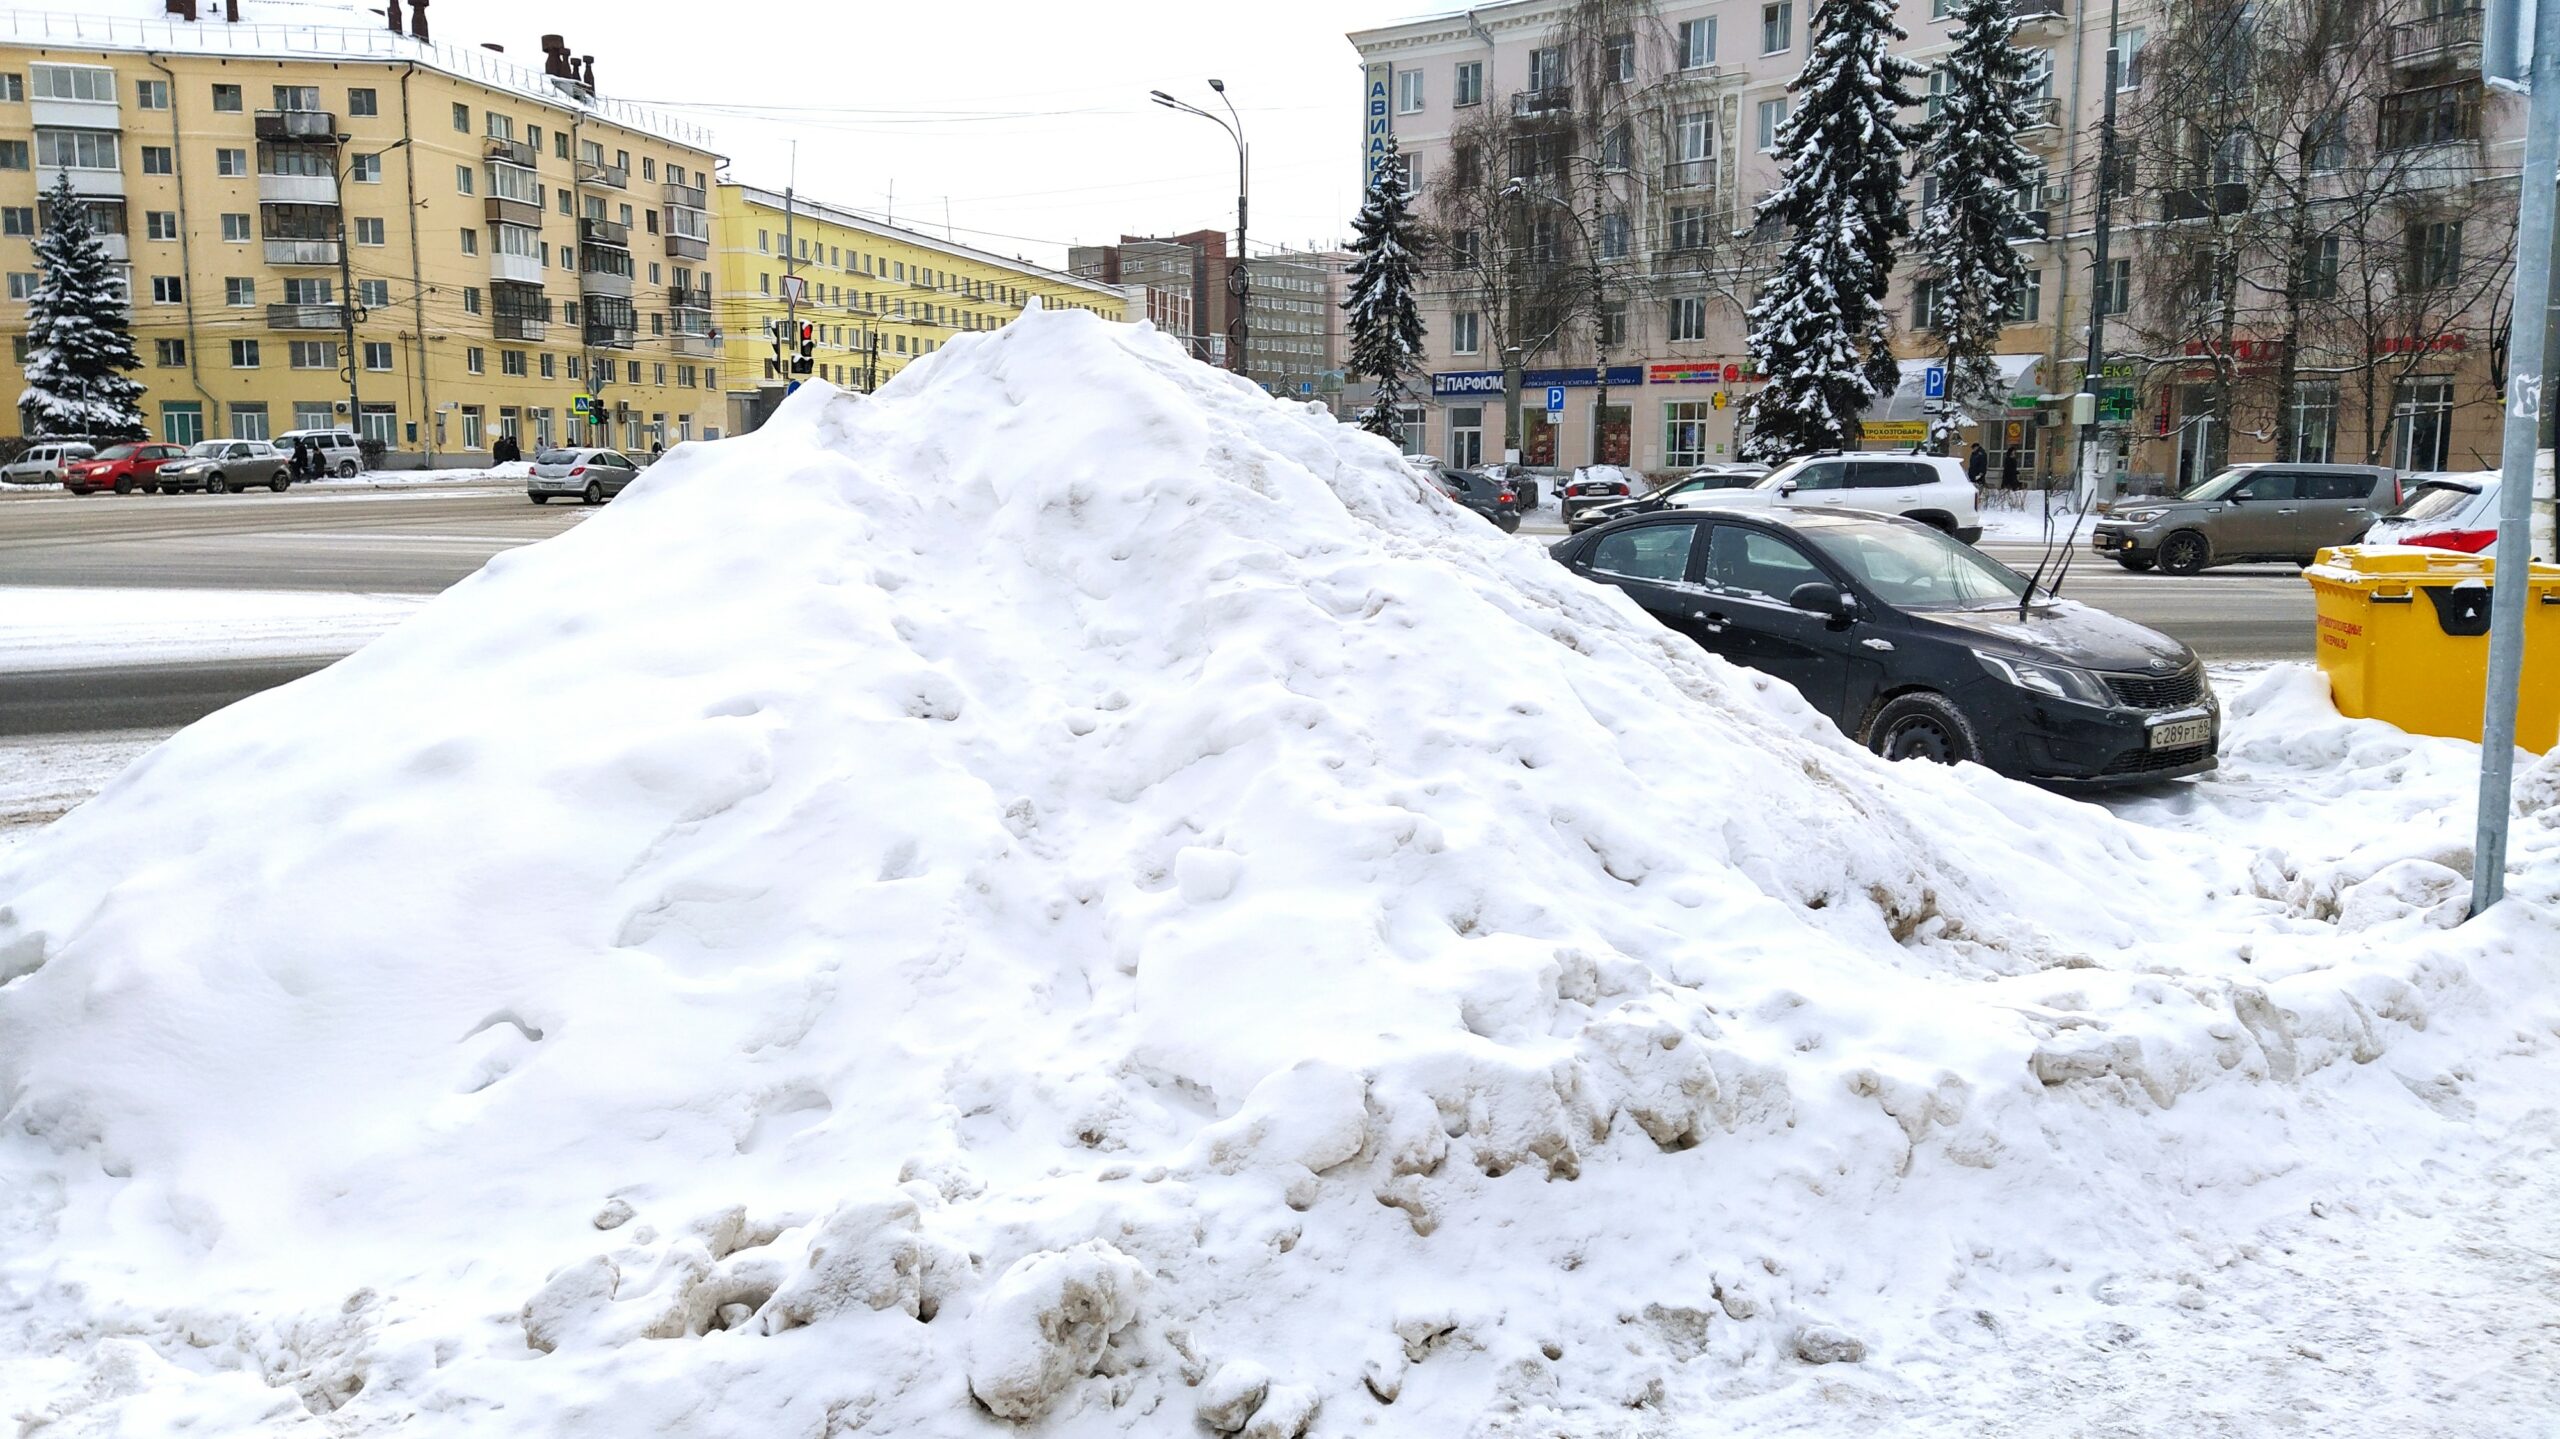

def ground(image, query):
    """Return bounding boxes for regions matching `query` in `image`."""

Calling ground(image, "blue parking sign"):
[1923,366,1947,399]
[1545,385,1567,413]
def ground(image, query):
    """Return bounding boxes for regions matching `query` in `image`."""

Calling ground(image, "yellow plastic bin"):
[2305,546,2560,752]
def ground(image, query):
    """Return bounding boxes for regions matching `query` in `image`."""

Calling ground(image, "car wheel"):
[2116,556,2157,572]
[205,476,230,495]
[2156,531,2210,576]
[336,459,358,478]
[529,493,550,505]
[142,483,160,495]
[113,477,136,495]
[584,480,604,505]
[1865,691,1981,767]
[269,471,291,492]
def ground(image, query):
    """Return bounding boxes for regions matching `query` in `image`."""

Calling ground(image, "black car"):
[1435,467,1523,533]
[1567,469,1764,533]
[1551,506,2218,784]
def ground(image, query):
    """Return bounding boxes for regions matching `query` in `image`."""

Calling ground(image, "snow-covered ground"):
[0,730,170,858]
[1,311,2554,1438]
[0,586,430,670]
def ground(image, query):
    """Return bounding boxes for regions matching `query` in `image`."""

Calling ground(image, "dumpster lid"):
[2306,544,2560,587]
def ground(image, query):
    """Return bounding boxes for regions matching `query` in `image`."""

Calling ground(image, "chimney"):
[410,0,430,41]
[479,42,503,53]
[541,34,567,78]
[579,54,595,88]
[384,0,403,35]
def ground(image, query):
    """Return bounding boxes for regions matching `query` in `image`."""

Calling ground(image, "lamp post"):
[1502,168,1613,468]
[1149,83,1249,375]
[337,134,408,449]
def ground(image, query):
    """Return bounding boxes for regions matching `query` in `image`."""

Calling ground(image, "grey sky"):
[408,0,1439,267]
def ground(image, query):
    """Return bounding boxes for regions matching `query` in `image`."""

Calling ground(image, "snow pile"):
[2,310,2555,1436]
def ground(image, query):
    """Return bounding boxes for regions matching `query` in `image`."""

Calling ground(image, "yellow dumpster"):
[2305,546,2560,752]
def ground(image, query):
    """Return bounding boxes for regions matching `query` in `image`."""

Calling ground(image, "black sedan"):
[1552,506,2218,784]
[1566,468,1764,533]
[1434,467,1523,533]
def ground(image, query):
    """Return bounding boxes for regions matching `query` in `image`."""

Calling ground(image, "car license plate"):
[2148,717,2212,750]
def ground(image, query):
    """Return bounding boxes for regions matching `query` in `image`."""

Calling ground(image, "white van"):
[1,441,97,485]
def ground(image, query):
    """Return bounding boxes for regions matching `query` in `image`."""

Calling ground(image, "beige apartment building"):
[1351,0,2523,484]
[0,2,724,460]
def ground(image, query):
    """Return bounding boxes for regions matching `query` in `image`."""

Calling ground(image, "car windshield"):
[95,444,142,460]
[2177,468,2269,502]
[1800,519,2031,610]
[2388,480,2481,522]
[534,450,582,465]
[187,441,227,458]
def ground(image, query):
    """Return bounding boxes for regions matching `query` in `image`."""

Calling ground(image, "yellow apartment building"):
[714,182,1124,433]
[0,5,724,461]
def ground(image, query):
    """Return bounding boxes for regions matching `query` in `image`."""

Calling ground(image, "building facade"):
[0,3,726,460]
[1069,230,1233,365]
[714,184,1124,432]
[1242,249,1348,404]
[1351,0,2523,484]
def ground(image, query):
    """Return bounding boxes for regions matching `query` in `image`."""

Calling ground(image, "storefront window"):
[1448,406,1484,468]
[2286,380,2337,464]
[1663,400,1714,468]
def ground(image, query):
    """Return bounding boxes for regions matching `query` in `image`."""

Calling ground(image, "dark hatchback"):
[1434,467,1524,532]
[1552,506,2219,784]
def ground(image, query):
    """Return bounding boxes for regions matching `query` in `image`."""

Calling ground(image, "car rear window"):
[534,450,581,465]
[2389,481,2479,522]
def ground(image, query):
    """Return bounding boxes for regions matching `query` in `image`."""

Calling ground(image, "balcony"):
[2380,79,2484,151]
[578,161,629,190]
[584,318,637,348]
[2019,94,2062,130]
[484,134,538,169]
[1511,87,1572,118]
[1663,158,1715,190]
[491,249,544,285]
[35,165,124,199]
[263,238,341,265]
[494,311,549,341]
[257,172,339,206]
[267,302,346,330]
[668,285,710,312]
[2010,209,2051,239]
[30,97,119,131]
[93,232,127,262]
[2160,180,2250,221]
[578,216,630,249]
[2005,0,2068,36]
[663,179,707,211]
[672,333,718,356]
[2390,6,2482,67]
[664,226,709,261]
[578,254,634,300]
[484,194,544,229]
[255,110,337,142]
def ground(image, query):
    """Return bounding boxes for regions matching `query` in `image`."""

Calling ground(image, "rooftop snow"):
[0,309,2553,1435]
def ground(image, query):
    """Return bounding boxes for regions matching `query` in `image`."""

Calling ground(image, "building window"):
[1912,276,1946,330]
[1599,300,1627,347]
[358,278,388,308]
[37,129,120,170]
[2392,376,2454,471]
[0,141,23,171]
[229,402,269,440]
[2405,219,2463,289]
[215,147,246,177]
[283,277,330,305]
[154,338,185,366]
[293,402,335,431]
[1756,97,1790,151]
[364,341,393,370]
[462,286,481,315]
[2381,79,2483,151]
[354,216,385,246]
[1446,405,1485,468]
[30,64,114,102]
[212,82,242,112]
[455,165,474,196]
[230,338,260,368]
[503,349,527,376]
[1397,69,1423,114]
[452,102,470,132]
[1678,18,1718,71]
[1604,32,1635,82]
[1528,45,1564,94]
[290,340,337,370]
[462,406,484,449]
[225,277,255,306]
[1762,2,1793,54]
[1600,212,1631,260]
[2097,257,2132,316]
[1452,310,1481,355]
[348,87,378,117]
[466,346,485,375]
[220,212,251,241]
[2296,236,2340,300]
[540,353,555,379]
[0,74,19,102]
[161,402,204,446]
[0,206,30,235]
[360,404,397,448]
[2008,268,2042,323]
[1668,205,1712,252]
[2109,27,2147,90]
[348,153,380,183]
[136,79,169,110]
[2287,380,2339,464]
[459,227,478,256]
[1664,401,1715,468]
[150,275,183,304]
[555,131,570,159]
[1453,61,1483,107]
[1668,295,1708,341]
[6,273,35,301]
[145,211,178,241]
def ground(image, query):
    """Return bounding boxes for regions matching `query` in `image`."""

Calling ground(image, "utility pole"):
[2470,0,2560,915]
[1503,345,1525,464]
[2075,0,2125,507]
[783,185,797,370]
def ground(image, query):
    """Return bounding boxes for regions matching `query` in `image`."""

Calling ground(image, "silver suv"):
[2090,464,2401,574]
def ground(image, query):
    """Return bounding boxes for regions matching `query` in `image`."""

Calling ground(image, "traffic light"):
[768,321,786,379]
[792,322,815,376]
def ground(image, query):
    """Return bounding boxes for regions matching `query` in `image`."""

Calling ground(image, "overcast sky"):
[396,0,1441,268]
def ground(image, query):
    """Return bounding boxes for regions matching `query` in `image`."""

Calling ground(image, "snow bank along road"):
[1,310,2553,1437]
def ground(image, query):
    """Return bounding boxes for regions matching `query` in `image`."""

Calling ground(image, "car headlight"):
[1975,650,2116,706]
[2109,508,2166,524]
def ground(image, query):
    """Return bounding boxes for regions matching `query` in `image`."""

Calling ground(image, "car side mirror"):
[1789,581,1852,620]
[1777,480,1798,495]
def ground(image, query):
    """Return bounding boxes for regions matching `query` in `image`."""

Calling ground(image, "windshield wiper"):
[2018,490,2096,621]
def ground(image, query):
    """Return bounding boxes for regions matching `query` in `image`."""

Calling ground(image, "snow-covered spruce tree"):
[1344,138,1428,445]
[19,171,146,440]
[1741,0,1924,462]
[1913,0,2038,446]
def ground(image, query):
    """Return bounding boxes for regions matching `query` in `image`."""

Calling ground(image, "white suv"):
[275,428,364,478]
[1674,452,1982,543]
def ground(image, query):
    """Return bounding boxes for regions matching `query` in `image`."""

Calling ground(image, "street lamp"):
[336,134,409,449]
[1148,83,1248,375]
[1501,168,1615,468]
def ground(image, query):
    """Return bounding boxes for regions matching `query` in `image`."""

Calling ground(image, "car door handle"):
[2277,508,2298,514]
[1690,610,1726,633]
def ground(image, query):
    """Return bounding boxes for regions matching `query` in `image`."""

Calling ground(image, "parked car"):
[1569,470,1754,532]
[2089,463,2402,574]
[528,447,641,504]
[1561,466,1648,526]
[2358,472,2500,552]
[61,442,192,495]
[152,439,292,493]
[1482,462,1540,509]
[1552,506,2217,784]
[1,441,97,486]
[1683,453,1985,543]
[1432,467,1522,533]
[275,428,365,478]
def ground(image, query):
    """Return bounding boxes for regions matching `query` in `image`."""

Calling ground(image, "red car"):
[62,442,192,495]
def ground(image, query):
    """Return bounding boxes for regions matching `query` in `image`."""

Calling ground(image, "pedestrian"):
[491,433,518,466]
[1965,442,1988,487]
[2000,447,2020,492]
[650,437,665,463]
[290,437,310,479]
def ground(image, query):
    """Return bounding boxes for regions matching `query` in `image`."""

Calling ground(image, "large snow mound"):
[2,311,2555,1435]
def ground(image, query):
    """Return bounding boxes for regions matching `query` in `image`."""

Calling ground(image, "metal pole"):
[338,147,362,444]
[2076,0,2124,506]
[783,182,797,372]
[1503,344,1525,464]
[2471,0,2560,917]
[1230,141,1250,374]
